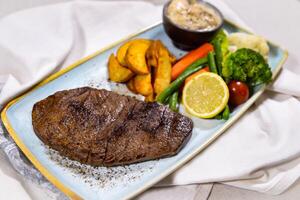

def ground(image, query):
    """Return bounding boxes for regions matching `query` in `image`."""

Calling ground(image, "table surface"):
[0,0,300,200]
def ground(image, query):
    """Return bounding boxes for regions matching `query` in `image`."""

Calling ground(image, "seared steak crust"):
[32,87,193,166]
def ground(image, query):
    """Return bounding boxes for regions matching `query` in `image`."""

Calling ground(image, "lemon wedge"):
[182,72,229,118]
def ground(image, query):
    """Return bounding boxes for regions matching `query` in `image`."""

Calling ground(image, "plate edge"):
[0,19,289,200]
[1,103,83,199]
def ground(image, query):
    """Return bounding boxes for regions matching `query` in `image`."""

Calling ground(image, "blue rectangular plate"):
[1,21,288,200]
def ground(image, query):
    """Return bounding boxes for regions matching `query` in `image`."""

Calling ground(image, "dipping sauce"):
[167,0,221,31]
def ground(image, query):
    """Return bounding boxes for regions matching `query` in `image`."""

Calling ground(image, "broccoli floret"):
[223,48,272,86]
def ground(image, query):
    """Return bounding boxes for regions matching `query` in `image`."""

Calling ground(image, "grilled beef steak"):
[32,87,193,166]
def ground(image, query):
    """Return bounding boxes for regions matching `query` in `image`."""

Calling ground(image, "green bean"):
[214,114,223,120]
[214,40,223,76]
[222,105,230,120]
[214,105,230,120]
[168,91,179,112]
[208,52,218,74]
[156,57,208,103]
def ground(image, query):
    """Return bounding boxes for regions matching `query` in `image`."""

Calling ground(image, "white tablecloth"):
[1,0,300,199]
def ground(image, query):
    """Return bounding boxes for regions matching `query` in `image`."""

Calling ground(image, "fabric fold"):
[0,0,299,198]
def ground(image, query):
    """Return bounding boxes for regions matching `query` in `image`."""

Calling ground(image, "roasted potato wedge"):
[117,41,132,66]
[117,39,149,67]
[126,40,152,74]
[146,40,177,68]
[146,40,160,68]
[109,38,174,102]
[108,54,134,82]
[126,78,137,93]
[145,92,155,102]
[154,43,172,95]
[133,73,153,96]
[169,53,177,65]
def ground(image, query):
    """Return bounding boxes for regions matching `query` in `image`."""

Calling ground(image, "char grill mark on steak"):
[83,90,130,165]
[37,88,94,143]
[135,102,167,133]
[66,89,111,164]
[32,87,193,166]
[33,88,111,164]
[89,96,138,165]
[104,102,172,165]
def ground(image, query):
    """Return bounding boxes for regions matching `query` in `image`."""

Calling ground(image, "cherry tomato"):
[228,81,249,107]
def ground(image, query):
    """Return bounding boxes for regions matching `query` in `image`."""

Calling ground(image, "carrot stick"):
[184,66,210,84]
[171,43,214,80]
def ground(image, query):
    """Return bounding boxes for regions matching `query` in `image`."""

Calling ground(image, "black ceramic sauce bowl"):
[163,0,224,50]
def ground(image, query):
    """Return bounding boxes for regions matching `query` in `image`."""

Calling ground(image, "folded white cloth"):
[0,0,299,197]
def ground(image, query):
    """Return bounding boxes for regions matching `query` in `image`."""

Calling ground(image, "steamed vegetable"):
[228,80,249,106]
[228,32,269,60]
[157,57,208,103]
[208,52,218,74]
[211,29,229,58]
[222,48,272,86]
[211,29,229,77]
[185,66,209,84]
[214,40,223,76]
[169,91,179,112]
[171,43,213,80]
[221,105,230,120]
[215,105,230,120]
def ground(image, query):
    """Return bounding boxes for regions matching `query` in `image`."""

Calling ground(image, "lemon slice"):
[182,72,229,118]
